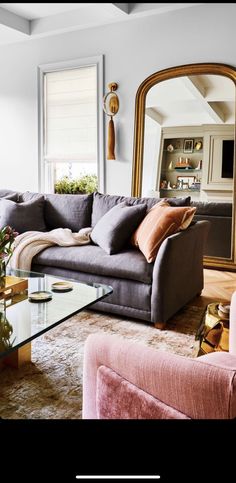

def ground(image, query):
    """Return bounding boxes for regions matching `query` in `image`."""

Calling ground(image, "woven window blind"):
[44,65,97,162]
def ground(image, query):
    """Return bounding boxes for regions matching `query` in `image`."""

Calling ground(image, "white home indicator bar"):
[76,477,161,480]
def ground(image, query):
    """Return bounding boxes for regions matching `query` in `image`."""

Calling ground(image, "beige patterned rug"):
[0,305,205,419]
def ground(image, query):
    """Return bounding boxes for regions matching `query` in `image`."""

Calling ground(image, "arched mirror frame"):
[131,62,236,270]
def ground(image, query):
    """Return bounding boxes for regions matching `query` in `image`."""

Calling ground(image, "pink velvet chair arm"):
[230,291,236,355]
[83,333,236,419]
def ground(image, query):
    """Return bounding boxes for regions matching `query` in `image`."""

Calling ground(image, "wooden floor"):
[190,269,236,308]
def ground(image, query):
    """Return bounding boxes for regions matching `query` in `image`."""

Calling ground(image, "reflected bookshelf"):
[160,188,201,193]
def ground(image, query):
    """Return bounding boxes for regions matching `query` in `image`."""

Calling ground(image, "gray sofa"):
[192,201,232,258]
[0,189,209,328]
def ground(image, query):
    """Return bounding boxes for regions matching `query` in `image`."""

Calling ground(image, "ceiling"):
[146,75,235,127]
[0,3,203,46]
[0,3,94,20]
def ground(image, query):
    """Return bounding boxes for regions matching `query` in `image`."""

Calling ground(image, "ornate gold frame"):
[131,62,236,270]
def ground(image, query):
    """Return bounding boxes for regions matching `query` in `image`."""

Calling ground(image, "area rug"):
[0,305,205,419]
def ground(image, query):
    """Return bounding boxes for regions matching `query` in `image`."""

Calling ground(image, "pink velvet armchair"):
[83,298,236,419]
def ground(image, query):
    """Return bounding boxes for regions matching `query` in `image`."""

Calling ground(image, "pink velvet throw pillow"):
[131,200,196,263]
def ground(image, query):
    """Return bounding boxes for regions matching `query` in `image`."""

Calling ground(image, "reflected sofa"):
[192,201,232,258]
[0,189,209,328]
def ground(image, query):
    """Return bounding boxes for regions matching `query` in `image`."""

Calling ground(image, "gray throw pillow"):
[90,201,147,254]
[1,193,18,201]
[0,189,19,201]
[19,191,93,231]
[0,197,46,233]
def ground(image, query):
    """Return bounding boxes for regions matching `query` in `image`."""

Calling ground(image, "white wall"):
[142,116,161,197]
[0,3,236,195]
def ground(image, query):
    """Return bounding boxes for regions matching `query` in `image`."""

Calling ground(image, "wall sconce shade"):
[103,83,119,160]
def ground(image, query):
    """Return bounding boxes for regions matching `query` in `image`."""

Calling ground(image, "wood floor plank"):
[189,269,236,307]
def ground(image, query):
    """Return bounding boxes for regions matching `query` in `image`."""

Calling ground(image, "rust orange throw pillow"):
[131,200,196,263]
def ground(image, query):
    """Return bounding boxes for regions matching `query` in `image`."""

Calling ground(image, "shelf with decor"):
[159,134,203,198]
[162,168,202,173]
[163,148,203,154]
[160,188,201,192]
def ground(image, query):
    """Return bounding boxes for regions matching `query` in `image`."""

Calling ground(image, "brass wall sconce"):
[103,82,119,160]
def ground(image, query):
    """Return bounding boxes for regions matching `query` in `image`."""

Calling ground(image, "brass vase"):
[0,300,14,352]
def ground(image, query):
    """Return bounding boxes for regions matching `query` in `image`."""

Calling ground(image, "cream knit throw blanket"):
[10,227,92,271]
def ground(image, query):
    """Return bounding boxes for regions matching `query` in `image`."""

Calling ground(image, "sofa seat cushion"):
[32,265,152,313]
[33,245,153,284]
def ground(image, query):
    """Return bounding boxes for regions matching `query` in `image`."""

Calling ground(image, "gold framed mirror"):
[131,63,236,270]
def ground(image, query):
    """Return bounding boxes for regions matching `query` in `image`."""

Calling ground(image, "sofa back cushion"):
[44,193,93,231]
[0,197,46,233]
[131,200,196,263]
[20,191,93,232]
[192,201,232,217]
[19,191,43,202]
[91,201,147,254]
[91,192,191,227]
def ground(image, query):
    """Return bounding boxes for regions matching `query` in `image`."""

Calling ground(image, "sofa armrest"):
[151,220,210,325]
[83,333,236,419]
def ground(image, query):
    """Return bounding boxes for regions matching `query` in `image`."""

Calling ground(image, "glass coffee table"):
[0,268,112,369]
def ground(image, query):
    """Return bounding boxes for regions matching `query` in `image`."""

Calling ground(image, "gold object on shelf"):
[195,141,202,150]
[175,157,192,169]
[0,275,28,299]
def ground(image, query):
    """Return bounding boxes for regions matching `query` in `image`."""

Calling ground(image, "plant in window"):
[54,174,98,195]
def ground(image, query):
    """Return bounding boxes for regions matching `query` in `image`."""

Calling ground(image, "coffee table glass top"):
[0,268,112,359]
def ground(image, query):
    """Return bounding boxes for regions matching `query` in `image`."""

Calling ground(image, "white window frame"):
[38,55,104,193]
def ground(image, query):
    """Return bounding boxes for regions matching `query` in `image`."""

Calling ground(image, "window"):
[39,56,104,193]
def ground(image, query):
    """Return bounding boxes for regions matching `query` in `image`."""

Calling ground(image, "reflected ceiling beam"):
[30,4,129,37]
[181,76,225,123]
[128,3,204,16]
[188,75,206,97]
[0,6,30,35]
[146,107,164,125]
[112,4,129,14]
[207,101,226,122]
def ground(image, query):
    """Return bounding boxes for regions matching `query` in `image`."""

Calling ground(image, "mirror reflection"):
[142,74,235,259]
